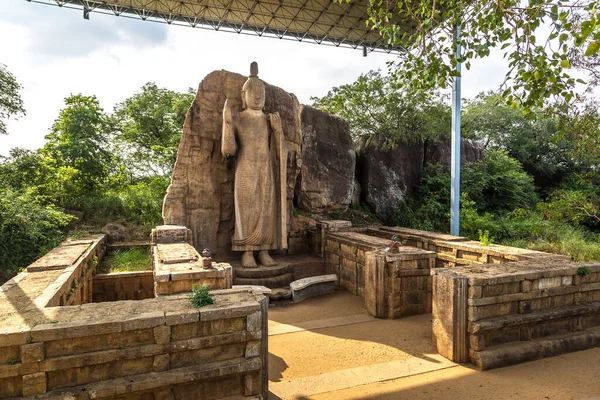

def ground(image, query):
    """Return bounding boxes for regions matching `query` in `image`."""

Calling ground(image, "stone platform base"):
[230,255,327,302]
[232,262,294,289]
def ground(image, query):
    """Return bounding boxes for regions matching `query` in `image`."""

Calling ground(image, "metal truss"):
[27,0,407,54]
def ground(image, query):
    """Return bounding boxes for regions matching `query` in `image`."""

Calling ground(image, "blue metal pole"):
[450,23,461,236]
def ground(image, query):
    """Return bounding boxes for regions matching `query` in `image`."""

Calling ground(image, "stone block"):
[535,276,562,290]
[246,311,262,333]
[245,340,261,358]
[469,334,485,351]
[166,310,200,326]
[122,312,166,331]
[469,285,482,298]
[21,342,45,363]
[153,354,170,372]
[519,301,532,314]
[22,372,46,396]
[432,273,469,363]
[199,302,260,321]
[154,326,172,344]
[244,372,261,396]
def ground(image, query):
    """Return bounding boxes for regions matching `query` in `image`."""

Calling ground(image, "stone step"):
[234,272,294,289]
[269,288,292,302]
[290,274,337,303]
[473,325,600,370]
[233,262,292,279]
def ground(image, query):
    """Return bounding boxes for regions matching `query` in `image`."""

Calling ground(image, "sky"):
[0,1,510,156]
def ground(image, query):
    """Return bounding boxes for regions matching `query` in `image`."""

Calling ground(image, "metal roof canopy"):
[31,0,415,53]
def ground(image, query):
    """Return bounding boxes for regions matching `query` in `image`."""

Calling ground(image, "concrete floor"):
[267,291,600,400]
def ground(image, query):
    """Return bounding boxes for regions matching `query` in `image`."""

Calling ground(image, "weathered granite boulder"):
[101,223,128,243]
[295,106,355,212]
[162,70,302,259]
[357,139,424,223]
[424,136,484,167]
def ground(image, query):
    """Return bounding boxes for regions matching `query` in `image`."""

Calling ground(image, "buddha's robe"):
[222,107,277,251]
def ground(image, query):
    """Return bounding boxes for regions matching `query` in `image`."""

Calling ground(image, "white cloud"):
[0,1,508,156]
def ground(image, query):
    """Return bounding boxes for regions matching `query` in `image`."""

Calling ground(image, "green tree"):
[112,83,194,177]
[0,63,26,135]
[311,70,450,149]
[462,149,538,213]
[42,94,112,201]
[0,148,79,207]
[462,92,575,188]
[357,0,600,110]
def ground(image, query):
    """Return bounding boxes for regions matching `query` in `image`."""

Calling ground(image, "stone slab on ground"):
[290,275,336,303]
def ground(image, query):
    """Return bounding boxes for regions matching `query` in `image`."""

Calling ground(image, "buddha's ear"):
[241,90,246,110]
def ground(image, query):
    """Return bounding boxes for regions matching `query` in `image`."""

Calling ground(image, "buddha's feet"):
[258,251,277,267]
[242,251,257,268]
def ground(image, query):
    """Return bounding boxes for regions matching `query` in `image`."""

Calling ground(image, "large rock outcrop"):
[424,136,484,167]
[295,106,355,212]
[162,70,302,259]
[357,139,424,223]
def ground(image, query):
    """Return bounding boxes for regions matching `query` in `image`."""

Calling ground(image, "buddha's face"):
[244,84,265,110]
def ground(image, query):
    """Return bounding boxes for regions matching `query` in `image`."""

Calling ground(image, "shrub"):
[0,188,74,274]
[461,149,538,214]
[189,284,215,308]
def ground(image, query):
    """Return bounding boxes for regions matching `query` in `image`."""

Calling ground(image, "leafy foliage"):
[311,70,449,148]
[462,92,574,187]
[354,0,600,110]
[461,149,538,213]
[42,95,112,198]
[111,83,194,177]
[0,189,74,273]
[0,64,26,135]
[189,284,215,308]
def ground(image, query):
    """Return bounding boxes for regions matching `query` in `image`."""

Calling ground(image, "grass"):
[98,248,152,273]
[502,225,600,262]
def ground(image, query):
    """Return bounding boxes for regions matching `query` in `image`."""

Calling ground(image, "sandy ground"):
[268,290,600,400]
[309,348,600,400]
[268,291,368,326]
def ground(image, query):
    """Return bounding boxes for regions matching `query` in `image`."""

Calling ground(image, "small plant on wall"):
[189,284,215,308]
[478,229,494,246]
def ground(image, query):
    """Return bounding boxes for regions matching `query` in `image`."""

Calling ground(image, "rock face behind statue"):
[163,70,302,259]
[296,106,355,212]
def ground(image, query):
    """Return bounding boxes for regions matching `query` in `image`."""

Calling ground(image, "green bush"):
[0,189,74,273]
[392,164,450,231]
[189,284,215,308]
[80,176,168,228]
[461,149,538,214]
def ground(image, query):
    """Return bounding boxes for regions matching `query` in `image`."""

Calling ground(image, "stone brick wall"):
[1,234,266,399]
[324,230,436,317]
[92,271,155,302]
[364,250,436,319]
[433,258,600,370]
[0,289,268,399]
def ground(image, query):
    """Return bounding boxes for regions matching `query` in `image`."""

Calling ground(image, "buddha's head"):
[242,61,265,111]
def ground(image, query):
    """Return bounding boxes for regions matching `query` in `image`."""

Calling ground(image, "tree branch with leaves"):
[353,0,599,112]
